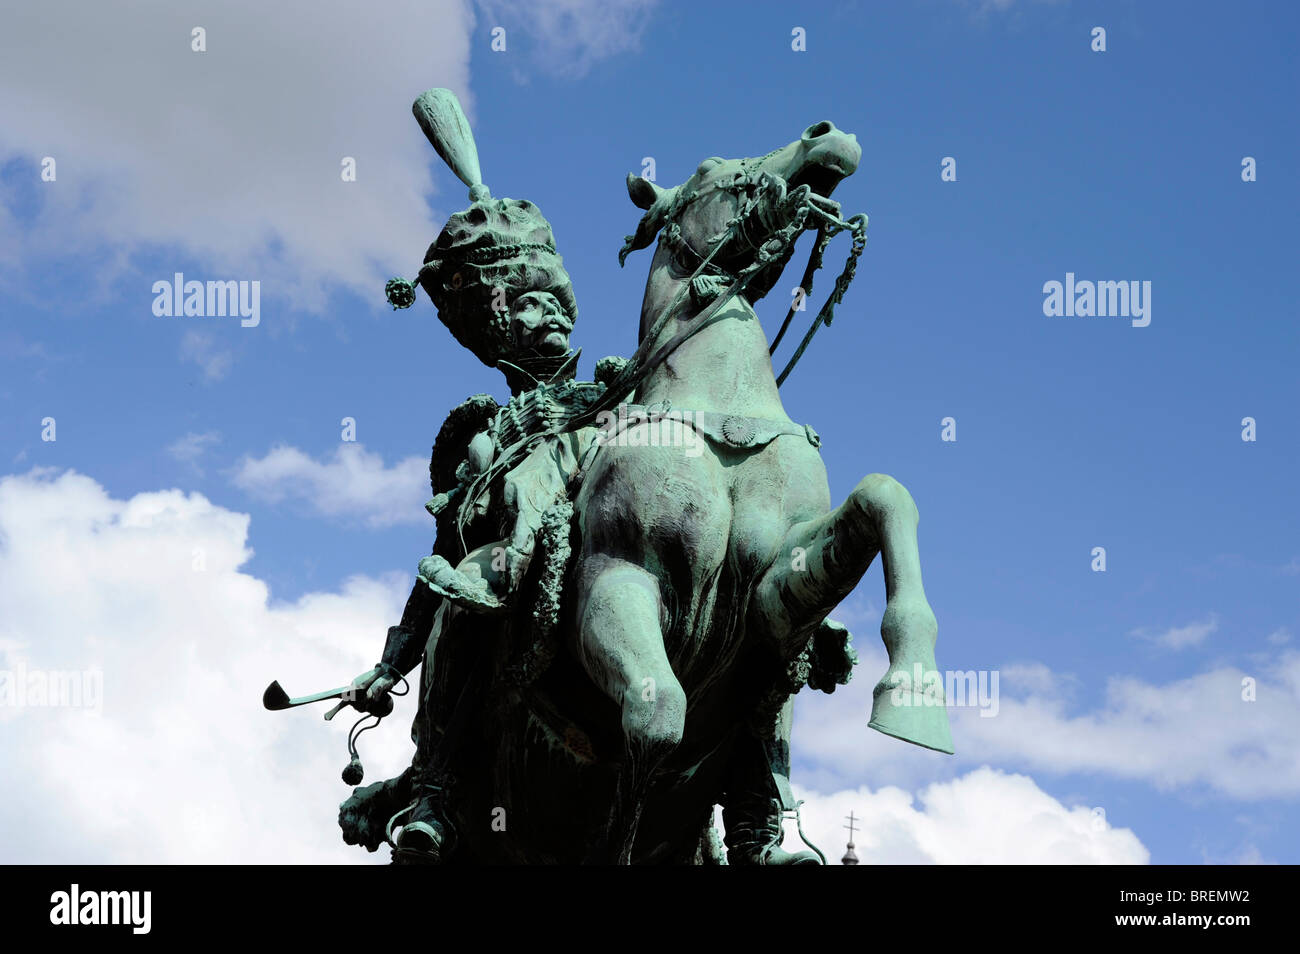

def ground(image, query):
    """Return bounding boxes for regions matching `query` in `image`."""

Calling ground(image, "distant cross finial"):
[841,810,861,865]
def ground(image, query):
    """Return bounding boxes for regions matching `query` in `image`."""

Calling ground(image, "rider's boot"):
[722,790,821,866]
[391,773,456,864]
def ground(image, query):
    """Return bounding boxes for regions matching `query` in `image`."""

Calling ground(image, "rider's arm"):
[379,581,440,677]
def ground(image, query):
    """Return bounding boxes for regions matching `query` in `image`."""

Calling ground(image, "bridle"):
[656,149,783,288]
[597,150,869,409]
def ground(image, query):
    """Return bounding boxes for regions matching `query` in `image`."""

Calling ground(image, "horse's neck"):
[635,264,790,421]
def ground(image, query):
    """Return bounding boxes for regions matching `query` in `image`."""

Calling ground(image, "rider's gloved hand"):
[347,665,399,714]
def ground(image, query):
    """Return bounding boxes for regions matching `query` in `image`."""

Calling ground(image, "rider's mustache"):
[527,314,572,335]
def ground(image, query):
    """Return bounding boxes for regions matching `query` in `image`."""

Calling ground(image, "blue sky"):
[1,0,1296,863]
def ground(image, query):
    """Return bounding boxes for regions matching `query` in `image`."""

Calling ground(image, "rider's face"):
[509,291,573,356]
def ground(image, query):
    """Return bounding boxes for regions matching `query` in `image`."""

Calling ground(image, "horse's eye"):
[696,157,723,176]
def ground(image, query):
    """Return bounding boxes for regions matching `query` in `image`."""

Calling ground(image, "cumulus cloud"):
[791,632,1300,801]
[232,443,429,527]
[0,469,415,863]
[786,769,1149,864]
[0,0,471,307]
[958,658,1300,799]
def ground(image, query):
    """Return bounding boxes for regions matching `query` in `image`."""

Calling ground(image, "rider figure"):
[345,186,606,860]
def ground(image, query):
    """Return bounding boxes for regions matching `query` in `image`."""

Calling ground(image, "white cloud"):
[0,0,476,307]
[964,658,1300,799]
[998,661,1073,695]
[179,330,233,382]
[167,430,222,470]
[232,443,429,528]
[1130,613,1219,650]
[477,0,658,79]
[784,768,1149,864]
[790,629,1300,801]
[0,468,416,863]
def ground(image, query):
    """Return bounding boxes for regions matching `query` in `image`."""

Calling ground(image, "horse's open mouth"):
[788,160,848,199]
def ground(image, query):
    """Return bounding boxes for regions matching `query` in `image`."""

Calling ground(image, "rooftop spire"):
[841,810,860,865]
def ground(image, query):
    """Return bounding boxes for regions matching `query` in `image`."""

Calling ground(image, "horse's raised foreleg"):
[753,473,953,753]
[574,554,687,863]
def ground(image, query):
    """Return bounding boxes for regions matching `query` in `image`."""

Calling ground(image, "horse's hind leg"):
[574,555,687,863]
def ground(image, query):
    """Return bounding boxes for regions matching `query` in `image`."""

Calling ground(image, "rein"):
[771,210,867,386]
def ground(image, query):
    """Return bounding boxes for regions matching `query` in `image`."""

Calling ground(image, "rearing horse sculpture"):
[564,120,954,861]
[290,97,953,864]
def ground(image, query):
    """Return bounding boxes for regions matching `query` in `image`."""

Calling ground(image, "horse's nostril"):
[802,121,834,140]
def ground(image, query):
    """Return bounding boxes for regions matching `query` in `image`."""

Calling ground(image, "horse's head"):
[620,120,862,303]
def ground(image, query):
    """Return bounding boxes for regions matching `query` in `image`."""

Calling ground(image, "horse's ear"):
[618,181,678,267]
[626,173,662,210]
[618,180,681,267]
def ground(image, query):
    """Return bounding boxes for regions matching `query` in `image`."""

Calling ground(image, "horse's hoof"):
[871,596,954,753]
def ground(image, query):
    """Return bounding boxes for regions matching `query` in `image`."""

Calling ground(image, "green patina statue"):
[270,89,953,865]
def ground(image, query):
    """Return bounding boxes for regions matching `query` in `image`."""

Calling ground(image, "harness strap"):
[602,403,821,452]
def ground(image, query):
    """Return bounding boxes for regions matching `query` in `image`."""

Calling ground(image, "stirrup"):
[788,799,826,864]
[384,799,418,850]
[386,788,455,862]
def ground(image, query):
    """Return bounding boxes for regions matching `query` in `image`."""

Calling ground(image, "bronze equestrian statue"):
[268,89,953,865]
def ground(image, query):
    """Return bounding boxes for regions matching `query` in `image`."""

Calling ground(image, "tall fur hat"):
[417,197,578,368]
